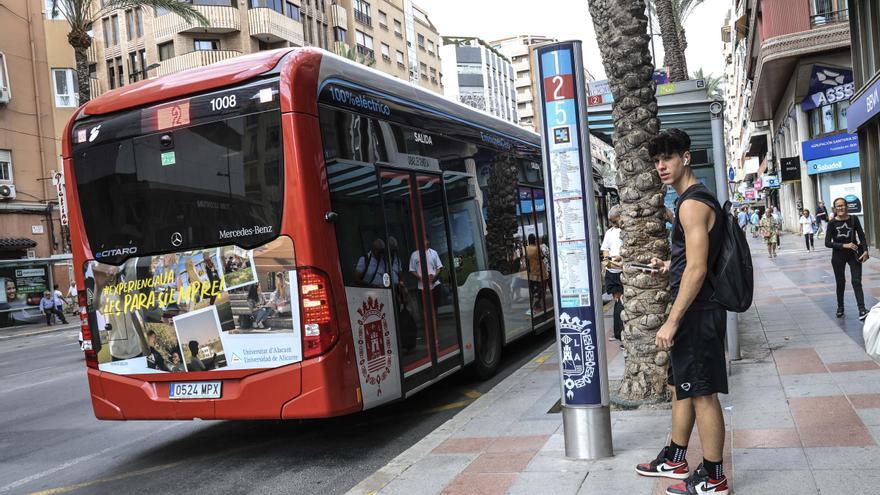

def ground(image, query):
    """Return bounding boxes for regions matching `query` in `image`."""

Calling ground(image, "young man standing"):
[815,200,828,237]
[634,129,730,495]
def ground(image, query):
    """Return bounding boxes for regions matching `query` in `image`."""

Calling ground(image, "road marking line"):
[0,371,81,395]
[534,355,549,365]
[421,399,472,414]
[463,390,481,400]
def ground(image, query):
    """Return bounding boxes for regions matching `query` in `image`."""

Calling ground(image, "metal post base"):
[726,311,740,361]
[562,405,613,460]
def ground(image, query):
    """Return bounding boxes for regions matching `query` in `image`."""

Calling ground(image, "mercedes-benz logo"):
[171,232,183,247]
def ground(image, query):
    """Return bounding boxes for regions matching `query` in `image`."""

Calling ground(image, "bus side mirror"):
[324,211,338,223]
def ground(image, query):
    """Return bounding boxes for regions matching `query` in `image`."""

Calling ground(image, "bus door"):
[379,170,463,393]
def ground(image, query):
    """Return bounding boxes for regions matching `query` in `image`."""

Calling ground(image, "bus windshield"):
[71,83,283,264]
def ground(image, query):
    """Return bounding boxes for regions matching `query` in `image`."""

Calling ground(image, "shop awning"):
[0,238,37,251]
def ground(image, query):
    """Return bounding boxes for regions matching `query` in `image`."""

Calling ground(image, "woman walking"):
[826,198,870,320]
[799,209,816,251]
[759,209,779,258]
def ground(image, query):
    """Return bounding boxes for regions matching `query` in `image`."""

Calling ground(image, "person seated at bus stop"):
[356,238,400,288]
[40,291,68,326]
[187,340,216,372]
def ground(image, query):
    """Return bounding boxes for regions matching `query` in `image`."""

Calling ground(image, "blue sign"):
[806,152,860,175]
[537,42,605,407]
[801,133,859,161]
[801,65,854,111]
[727,167,735,182]
[847,77,880,132]
[764,176,780,188]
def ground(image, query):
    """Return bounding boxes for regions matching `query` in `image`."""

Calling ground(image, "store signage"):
[847,76,880,133]
[806,151,860,175]
[537,41,607,407]
[764,175,780,188]
[780,156,801,182]
[801,65,854,111]
[51,170,68,226]
[744,188,756,200]
[801,133,859,161]
[753,178,763,189]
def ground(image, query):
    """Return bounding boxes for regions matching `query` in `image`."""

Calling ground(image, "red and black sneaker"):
[635,447,690,480]
[666,463,729,495]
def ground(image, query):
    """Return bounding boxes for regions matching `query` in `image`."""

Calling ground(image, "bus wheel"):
[472,299,502,380]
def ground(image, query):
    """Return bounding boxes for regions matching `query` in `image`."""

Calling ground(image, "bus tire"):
[472,299,502,380]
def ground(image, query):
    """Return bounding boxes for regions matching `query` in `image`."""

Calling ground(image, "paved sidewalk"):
[0,320,79,340]
[348,235,880,495]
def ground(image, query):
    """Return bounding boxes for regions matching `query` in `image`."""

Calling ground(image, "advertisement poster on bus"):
[85,236,302,375]
[0,264,49,327]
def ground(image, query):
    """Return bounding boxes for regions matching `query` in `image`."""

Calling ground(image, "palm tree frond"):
[98,0,209,26]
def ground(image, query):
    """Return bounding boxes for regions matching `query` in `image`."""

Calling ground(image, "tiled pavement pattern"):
[348,235,880,495]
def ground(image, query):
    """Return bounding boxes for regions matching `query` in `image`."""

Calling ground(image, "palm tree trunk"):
[587,0,670,402]
[654,0,688,81]
[68,28,92,104]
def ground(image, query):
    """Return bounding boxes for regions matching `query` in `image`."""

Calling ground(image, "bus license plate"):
[169,382,222,400]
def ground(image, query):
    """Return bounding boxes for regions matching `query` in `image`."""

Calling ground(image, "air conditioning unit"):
[0,183,16,199]
[0,88,10,104]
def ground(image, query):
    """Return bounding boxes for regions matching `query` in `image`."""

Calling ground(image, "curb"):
[0,323,79,340]
[345,342,557,495]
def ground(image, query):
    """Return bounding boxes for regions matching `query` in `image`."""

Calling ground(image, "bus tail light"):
[299,268,338,359]
[78,290,98,369]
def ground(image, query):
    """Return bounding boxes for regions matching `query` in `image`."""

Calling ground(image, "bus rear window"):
[73,110,283,263]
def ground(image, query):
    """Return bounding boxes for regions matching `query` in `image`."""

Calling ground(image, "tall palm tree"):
[654,0,688,81]
[50,0,208,105]
[587,0,670,402]
[649,0,704,81]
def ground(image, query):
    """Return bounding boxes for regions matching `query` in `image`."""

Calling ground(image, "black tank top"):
[669,183,724,310]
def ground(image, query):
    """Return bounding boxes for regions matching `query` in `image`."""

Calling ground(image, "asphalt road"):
[0,327,554,495]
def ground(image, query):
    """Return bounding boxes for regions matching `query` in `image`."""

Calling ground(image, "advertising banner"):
[801,133,859,161]
[829,182,863,215]
[86,236,302,375]
[806,152,860,175]
[537,42,607,407]
[764,175,780,188]
[847,77,880,133]
[0,264,49,327]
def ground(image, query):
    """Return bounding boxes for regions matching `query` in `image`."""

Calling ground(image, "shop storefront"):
[802,132,862,221]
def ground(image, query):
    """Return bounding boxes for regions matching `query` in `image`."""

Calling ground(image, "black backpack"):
[709,200,754,312]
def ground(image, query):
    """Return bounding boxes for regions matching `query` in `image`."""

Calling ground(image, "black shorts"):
[666,307,728,399]
[604,271,623,295]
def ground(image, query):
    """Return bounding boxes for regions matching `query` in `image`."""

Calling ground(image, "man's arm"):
[655,200,714,349]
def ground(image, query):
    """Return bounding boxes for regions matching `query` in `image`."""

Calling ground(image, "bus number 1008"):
[210,94,237,112]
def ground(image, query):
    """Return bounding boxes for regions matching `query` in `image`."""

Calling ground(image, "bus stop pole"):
[710,101,741,361]
[535,41,613,460]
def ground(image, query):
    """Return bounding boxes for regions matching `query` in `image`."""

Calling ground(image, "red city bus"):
[64,48,558,420]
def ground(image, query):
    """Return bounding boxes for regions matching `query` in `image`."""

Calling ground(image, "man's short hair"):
[648,128,691,158]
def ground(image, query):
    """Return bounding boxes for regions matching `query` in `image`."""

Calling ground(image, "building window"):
[427,39,434,55]
[837,99,849,130]
[107,59,116,89]
[0,150,12,182]
[0,52,8,94]
[52,68,77,107]
[128,52,139,81]
[380,43,390,61]
[355,30,374,58]
[808,100,851,138]
[138,49,147,78]
[195,0,237,5]
[417,34,425,50]
[393,19,402,38]
[354,0,371,26]
[396,50,404,67]
[286,2,301,21]
[158,41,175,61]
[378,10,387,28]
[249,0,284,14]
[194,39,220,51]
[333,26,347,42]
[125,10,135,40]
[102,15,119,47]
[810,0,849,26]
[115,57,124,88]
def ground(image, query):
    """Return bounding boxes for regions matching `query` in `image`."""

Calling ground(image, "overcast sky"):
[417,0,728,80]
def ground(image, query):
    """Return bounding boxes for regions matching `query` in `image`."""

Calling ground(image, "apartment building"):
[490,34,556,131]
[723,0,854,232]
[440,37,516,123]
[332,0,442,93]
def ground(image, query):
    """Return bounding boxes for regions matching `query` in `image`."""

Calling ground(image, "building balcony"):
[330,4,347,28]
[86,43,99,64]
[153,6,241,41]
[155,49,242,77]
[356,45,375,60]
[353,10,371,27]
[749,13,850,121]
[248,7,304,46]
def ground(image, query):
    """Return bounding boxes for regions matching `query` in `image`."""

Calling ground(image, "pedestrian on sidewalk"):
[52,284,66,319]
[826,197,870,320]
[799,209,816,251]
[771,206,783,247]
[759,209,779,258]
[736,207,748,232]
[39,291,67,326]
[636,129,730,495]
[601,206,624,348]
[815,200,828,237]
[749,208,760,238]
[66,281,78,315]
